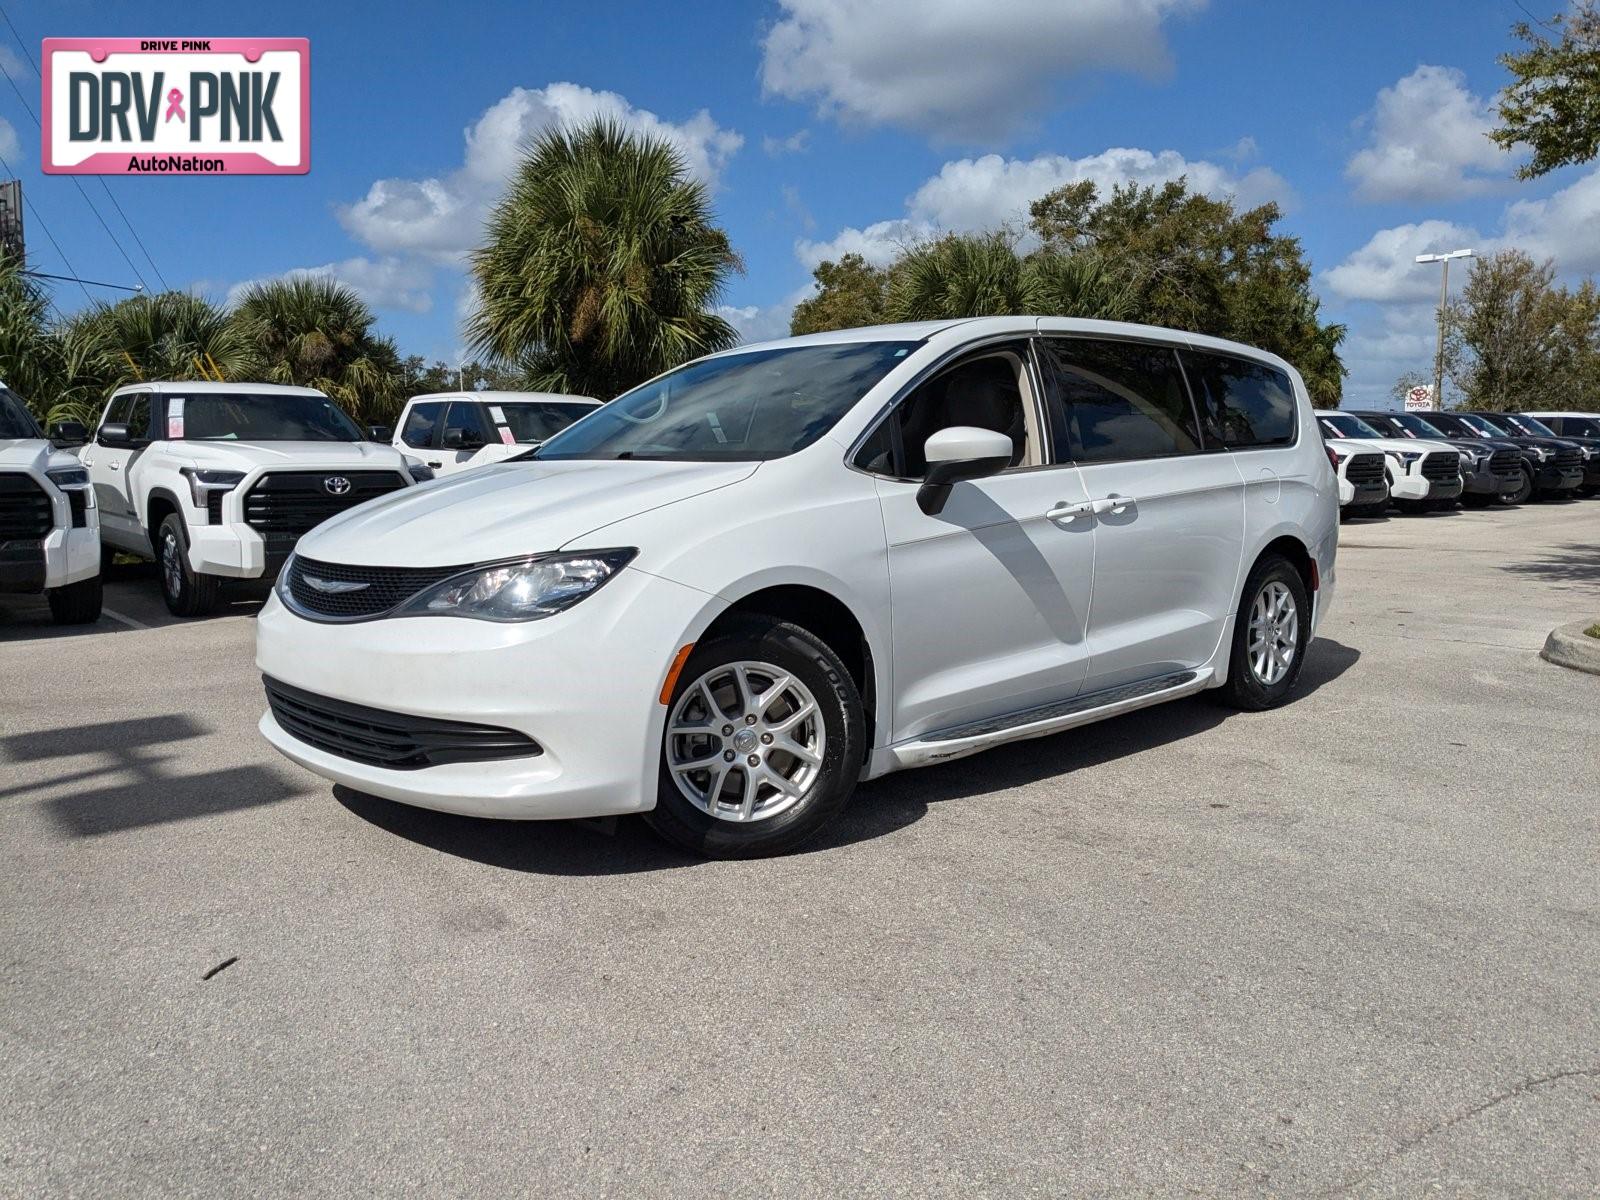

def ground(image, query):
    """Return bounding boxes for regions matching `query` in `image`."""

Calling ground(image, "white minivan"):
[390,391,600,476]
[258,318,1339,858]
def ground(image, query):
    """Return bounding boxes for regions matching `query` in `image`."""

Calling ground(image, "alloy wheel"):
[1247,581,1299,686]
[161,529,183,599]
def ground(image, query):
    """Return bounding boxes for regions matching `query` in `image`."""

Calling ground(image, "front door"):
[866,342,1097,742]
[81,391,152,548]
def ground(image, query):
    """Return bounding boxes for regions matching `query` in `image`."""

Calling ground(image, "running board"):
[889,669,1210,769]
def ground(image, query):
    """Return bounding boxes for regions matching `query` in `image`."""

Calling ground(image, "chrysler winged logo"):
[323,475,351,495]
[303,575,368,594]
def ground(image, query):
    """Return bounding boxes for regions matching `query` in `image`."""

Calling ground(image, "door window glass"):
[127,393,153,440]
[99,393,130,437]
[863,346,1038,478]
[1180,351,1296,448]
[400,402,445,449]
[445,401,493,446]
[1040,338,1200,463]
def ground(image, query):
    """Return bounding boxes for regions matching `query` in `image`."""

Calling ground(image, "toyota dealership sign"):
[42,38,309,175]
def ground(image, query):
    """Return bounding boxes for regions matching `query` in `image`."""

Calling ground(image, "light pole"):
[1414,249,1473,408]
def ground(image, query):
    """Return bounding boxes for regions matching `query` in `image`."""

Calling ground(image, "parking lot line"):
[100,607,151,631]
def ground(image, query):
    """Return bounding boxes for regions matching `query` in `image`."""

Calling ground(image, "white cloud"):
[761,0,1204,141]
[1345,65,1512,203]
[1323,220,1481,303]
[1501,168,1600,275]
[0,115,18,161]
[339,83,742,264]
[223,256,436,314]
[798,146,1292,269]
[762,130,811,156]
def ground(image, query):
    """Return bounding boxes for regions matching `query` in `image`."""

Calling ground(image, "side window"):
[1181,350,1296,449]
[1040,338,1200,463]
[857,344,1040,478]
[98,393,130,437]
[400,402,444,449]
[445,401,493,445]
[126,392,153,440]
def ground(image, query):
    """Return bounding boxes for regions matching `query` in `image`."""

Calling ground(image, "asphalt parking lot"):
[3,498,1597,1197]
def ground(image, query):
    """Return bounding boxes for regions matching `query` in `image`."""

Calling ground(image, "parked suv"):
[391,391,600,477]
[1314,411,1462,511]
[81,382,425,616]
[1352,410,1522,507]
[1421,410,1582,502]
[0,383,101,624]
[257,318,1338,859]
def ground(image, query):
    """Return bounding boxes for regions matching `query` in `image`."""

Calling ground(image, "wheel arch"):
[144,487,186,547]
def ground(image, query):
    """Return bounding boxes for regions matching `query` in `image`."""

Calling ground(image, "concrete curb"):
[1541,619,1600,677]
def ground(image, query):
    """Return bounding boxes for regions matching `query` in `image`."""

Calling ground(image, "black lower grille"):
[1345,453,1385,485]
[1421,451,1460,482]
[0,472,54,541]
[244,470,407,554]
[285,555,464,620]
[1489,450,1520,476]
[1554,448,1582,470]
[263,676,541,770]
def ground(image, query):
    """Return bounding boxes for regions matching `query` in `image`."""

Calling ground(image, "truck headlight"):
[394,550,637,622]
[45,466,90,488]
[180,467,246,510]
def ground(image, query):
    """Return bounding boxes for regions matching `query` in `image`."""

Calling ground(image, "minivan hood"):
[298,458,759,567]
[177,440,411,471]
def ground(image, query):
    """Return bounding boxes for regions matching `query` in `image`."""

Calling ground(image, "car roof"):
[120,381,329,396]
[405,390,600,404]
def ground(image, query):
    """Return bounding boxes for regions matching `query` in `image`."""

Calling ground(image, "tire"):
[1461,493,1492,508]
[644,616,865,859]
[1500,465,1533,505]
[46,574,102,625]
[1216,554,1311,712]
[157,513,221,617]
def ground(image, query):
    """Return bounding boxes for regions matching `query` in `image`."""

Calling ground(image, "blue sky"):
[4,0,1598,407]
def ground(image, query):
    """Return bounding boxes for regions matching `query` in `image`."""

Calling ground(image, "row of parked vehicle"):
[1320,408,1599,518]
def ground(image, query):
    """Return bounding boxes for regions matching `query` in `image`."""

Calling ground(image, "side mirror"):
[917,426,1014,515]
[97,421,144,449]
[442,426,484,451]
[50,420,89,448]
[367,424,393,442]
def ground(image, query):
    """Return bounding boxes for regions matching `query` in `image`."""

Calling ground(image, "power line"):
[0,5,159,293]
[97,179,170,291]
[23,268,143,293]
[0,148,92,302]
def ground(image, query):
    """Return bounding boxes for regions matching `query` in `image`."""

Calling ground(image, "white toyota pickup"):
[0,383,102,624]
[80,381,427,616]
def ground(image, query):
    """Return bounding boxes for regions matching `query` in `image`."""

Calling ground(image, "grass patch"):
[1586,623,1600,640]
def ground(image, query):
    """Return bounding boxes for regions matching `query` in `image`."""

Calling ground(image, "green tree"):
[790,254,890,335]
[887,232,1034,321]
[232,276,403,421]
[64,291,259,395]
[1492,3,1600,179]
[468,119,741,399]
[0,249,60,418]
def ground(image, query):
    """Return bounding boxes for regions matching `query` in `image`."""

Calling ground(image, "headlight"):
[406,462,435,483]
[395,550,637,622]
[180,467,245,509]
[1531,446,1548,461]
[45,466,90,488]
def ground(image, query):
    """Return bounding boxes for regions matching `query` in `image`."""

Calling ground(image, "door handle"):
[427,461,442,469]
[108,460,121,471]
[1046,501,1092,522]
[1093,494,1135,515]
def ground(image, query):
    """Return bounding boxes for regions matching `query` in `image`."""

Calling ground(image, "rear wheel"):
[1217,554,1310,712]
[1500,465,1533,505]
[157,513,220,617]
[46,574,102,625]
[645,616,864,859]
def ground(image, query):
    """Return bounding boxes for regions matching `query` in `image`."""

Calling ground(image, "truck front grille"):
[1488,450,1520,476]
[1420,451,1460,482]
[0,473,54,541]
[243,471,407,555]
[1344,453,1385,485]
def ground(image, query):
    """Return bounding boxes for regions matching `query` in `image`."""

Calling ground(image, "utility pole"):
[1414,249,1473,408]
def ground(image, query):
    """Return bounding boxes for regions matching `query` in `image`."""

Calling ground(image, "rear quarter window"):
[1181,350,1297,449]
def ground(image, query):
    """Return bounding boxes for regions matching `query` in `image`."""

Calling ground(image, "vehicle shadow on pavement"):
[331,638,1361,873]
[1498,541,1600,588]
[0,714,300,837]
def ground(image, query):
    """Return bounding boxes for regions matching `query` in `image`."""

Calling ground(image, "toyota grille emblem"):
[323,475,352,496]
[303,575,370,594]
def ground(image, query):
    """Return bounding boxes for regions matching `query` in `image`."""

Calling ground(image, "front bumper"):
[1534,464,1584,492]
[255,565,715,819]
[0,526,99,594]
[1390,475,1430,501]
[1461,462,1520,496]
[187,521,272,579]
[1341,481,1387,509]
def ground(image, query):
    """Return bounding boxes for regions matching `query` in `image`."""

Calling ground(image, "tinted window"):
[1558,416,1600,437]
[0,387,41,438]
[128,393,153,439]
[869,348,1031,478]
[99,393,131,436]
[1359,413,1402,436]
[1318,413,1383,439]
[1181,350,1296,448]
[535,342,913,462]
[444,401,493,446]
[1041,338,1199,463]
[401,402,444,449]
[495,401,598,443]
[181,392,364,442]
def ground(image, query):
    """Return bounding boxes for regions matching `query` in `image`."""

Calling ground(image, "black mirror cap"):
[50,420,90,447]
[915,454,1011,516]
[442,427,484,450]
[367,425,393,442]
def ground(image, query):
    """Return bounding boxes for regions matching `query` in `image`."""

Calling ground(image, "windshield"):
[533,342,914,462]
[0,387,42,439]
[1502,414,1557,437]
[1456,413,1506,438]
[1393,413,1448,438]
[179,392,365,442]
[496,401,599,444]
[1318,413,1383,439]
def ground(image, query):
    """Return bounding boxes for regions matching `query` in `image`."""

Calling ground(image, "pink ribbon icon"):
[164,88,185,123]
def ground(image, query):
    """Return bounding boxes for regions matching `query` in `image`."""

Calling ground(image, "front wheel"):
[46,574,102,625]
[1500,465,1533,505]
[645,616,865,859]
[1216,554,1311,711]
[157,513,221,617]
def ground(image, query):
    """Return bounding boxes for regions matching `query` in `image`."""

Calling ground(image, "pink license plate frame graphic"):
[42,38,310,175]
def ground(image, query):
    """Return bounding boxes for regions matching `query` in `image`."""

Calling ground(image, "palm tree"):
[232,276,404,422]
[66,291,259,394]
[1023,251,1141,323]
[888,233,1033,322]
[0,249,60,418]
[467,119,741,399]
